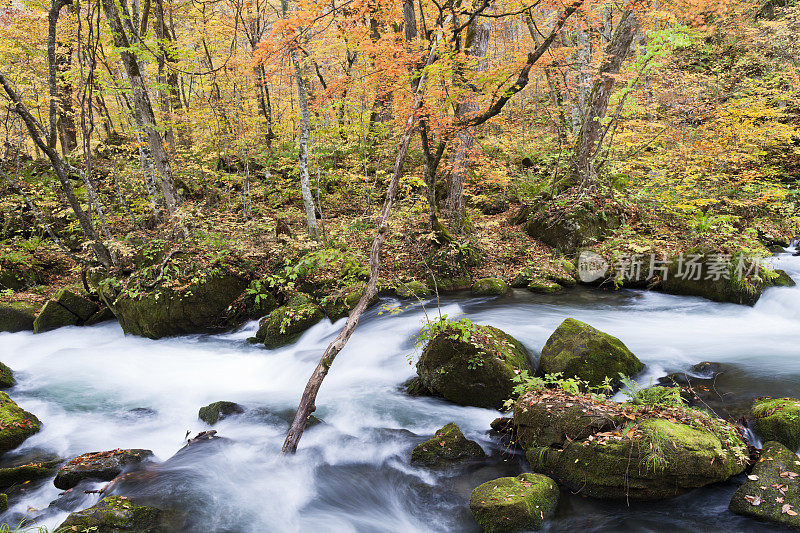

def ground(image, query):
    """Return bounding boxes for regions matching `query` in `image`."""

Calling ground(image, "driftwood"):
[280,20,448,455]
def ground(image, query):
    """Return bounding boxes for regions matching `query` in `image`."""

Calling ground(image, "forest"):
[0,0,800,530]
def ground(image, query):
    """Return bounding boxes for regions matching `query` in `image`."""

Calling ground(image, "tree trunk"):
[291,53,321,240]
[444,11,491,232]
[573,8,639,188]
[281,20,447,455]
[101,0,179,214]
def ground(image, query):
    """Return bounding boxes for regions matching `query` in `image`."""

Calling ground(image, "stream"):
[1,252,800,532]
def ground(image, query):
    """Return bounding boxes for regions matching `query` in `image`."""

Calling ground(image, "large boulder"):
[416,322,534,409]
[729,441,800,527]
[198,401,244,425]
[254,293,324,348]
[410,423,486,467]
[54,449,154,490]
[0,392,40,454]
[396,281,431,299]
[57,495,184,533]
[539,318,643,388]
[53,288,99,321]
[516,390,748,500]
[0,301,38,332]
[469,473,559,533]
[33,289,101,334]
[524,204,621,253]
[0,458,61,491]
[750,397,800,451]
[92,261,249,339]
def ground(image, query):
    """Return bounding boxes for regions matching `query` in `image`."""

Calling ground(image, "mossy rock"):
[410,423,486,467]
[321,283,375,321]
[32,300,80,333]
[396,281,431,299]
[416,324,534,409]
[255,293,324,348]
[92,265,249,339]
[54,289,99,321]
[0,362,14,389]
[198,401,244,426]
[513,390,622,449]
[527,278,563,294]
[56,495,184,532]
[751,397,800,451]
[469,473,559,532]
[0,492,6,513]
[434,276,472,292]
[84,307,116,326]
[528,417,746,500]
[471,278,509,296]
[401,377,433,397]
[241,280,279,319]
[0,458,61,490]
[539,318,643,388]
[524,206,621,253]
[657,252,795,305]
[729,441,800,527]
[0,392,41,454]
[54,449,154,490]
[0,301,38,333]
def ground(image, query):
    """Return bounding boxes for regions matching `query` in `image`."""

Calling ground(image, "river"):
[1,253,799,532]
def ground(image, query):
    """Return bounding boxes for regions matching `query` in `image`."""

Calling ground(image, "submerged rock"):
[198,401,244,426]
[471,278,509,296]
[750,397,800,451]
[410,423,486,467]
[539,318,643,388]
[0,392,40,454]
[469,473,559,532]
[255,293,324,348]
[729,441,800,527]
[57,495,184,533]
[416,323,533,409]
[54,449,154,490]
[516,390,748,500]
[0,301,38,333]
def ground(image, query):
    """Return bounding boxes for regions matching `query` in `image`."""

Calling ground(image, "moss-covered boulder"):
[321,283,375,321]
[90,257,249,339]
[0,458,61,490]
[0,362,14,389]
[54,449,154,490]
[471,278,509,296]
[410,423,486,467]
[750,398,800,451]
[56,495,184,533]
[469,473,559,532]
[0,301,38,333]
[32,300,80,333]
[416,322,534,409]
[729,441,800,527]
[198,401,244,425]
[0,392,40,454]
[396,281,431,299]
[527,278,563,294]
[54,289,99,321]
[524,204,621,253]
[254,293,324,348]
[656,252,795,305]
[401,377,432,397]
[539,319,643,388]
[0,492,6,512]
[517,390,748,500]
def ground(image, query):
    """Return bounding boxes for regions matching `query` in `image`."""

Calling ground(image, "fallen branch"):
[141,249,184,289]
[281,18,450,455]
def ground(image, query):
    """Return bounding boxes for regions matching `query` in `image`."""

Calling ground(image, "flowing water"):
[2,253,800,532]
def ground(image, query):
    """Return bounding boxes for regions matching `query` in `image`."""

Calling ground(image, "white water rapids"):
[1,253,799,531]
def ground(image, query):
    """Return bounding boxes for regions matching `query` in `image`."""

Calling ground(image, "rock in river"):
[469,473,559,532]
[539,318,644,388]
[410,423,486,467]
[57,495,184,533]
[198,401,244,425]
[0,392,40,455]
[54,449,154,490]
[416,322,534,409]
[750,397,800,451]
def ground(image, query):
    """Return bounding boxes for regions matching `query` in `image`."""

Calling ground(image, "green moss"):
[539,318,644,388]
[198,401,244,425]
[0,459,61,490]
[56,495,184,532]
[471,278,509,296]
[0,362,14,389]
[396,281,431,298]
[527,278,563,294]
[256,293,324,348]
[729,441,800,527]
[54,289,99,321]
[410,422,486,467]
[33,300,80,333]
[321,283,374,321]
[416,325,533,409]
[469,473,559,532]
[0,391,40,454]
[751,397,800,451]
[0,301,38,333]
